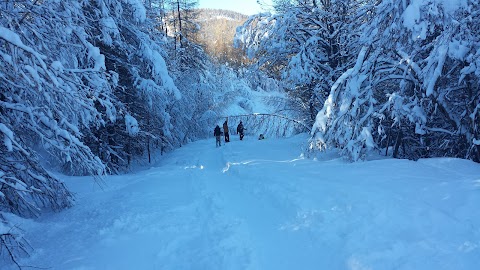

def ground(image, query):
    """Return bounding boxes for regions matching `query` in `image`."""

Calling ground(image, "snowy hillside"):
[10,134,480,270]
[2,1,479,269]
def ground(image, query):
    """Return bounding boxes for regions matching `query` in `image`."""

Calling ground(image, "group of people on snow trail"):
[213,119,246,147]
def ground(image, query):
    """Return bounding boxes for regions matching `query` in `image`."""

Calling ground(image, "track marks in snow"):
[16,135,480,270]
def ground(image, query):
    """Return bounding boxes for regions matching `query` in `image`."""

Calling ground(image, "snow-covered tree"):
[1,0,118,264]
[166,0,199,51]
[71,0,190,170]
[235,0,365,124]
[310,0,480,162]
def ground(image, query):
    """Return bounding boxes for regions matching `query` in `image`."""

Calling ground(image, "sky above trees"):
[198,0,272,15]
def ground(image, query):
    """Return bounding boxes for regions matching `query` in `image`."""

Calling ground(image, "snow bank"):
[16,135,480,270]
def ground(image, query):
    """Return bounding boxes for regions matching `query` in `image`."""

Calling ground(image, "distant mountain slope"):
[193,9,249,67]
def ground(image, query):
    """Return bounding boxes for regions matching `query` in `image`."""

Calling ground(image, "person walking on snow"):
[223,119,230,143]
[214,125,222,147]
[237,121,245,140]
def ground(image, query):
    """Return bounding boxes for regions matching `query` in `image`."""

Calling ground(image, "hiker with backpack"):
[237,121,245,140]
[214,125,222,147]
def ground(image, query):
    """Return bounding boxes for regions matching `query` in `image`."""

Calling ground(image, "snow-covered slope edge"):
[10,134,480,270]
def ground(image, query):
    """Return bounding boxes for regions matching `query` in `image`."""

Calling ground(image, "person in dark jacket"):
[237,121,245,140]
[214,125,222,147]
[223,119,230,143]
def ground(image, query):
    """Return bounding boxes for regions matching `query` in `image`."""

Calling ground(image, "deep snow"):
[10,134,480,270]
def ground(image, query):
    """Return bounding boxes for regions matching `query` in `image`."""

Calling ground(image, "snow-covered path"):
[16,134,480,270]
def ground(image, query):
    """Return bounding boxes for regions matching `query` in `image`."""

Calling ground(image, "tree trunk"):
[385,129,391,156]
[176,0,182,47]
[393,130,403,158]
[147,115,151,163]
